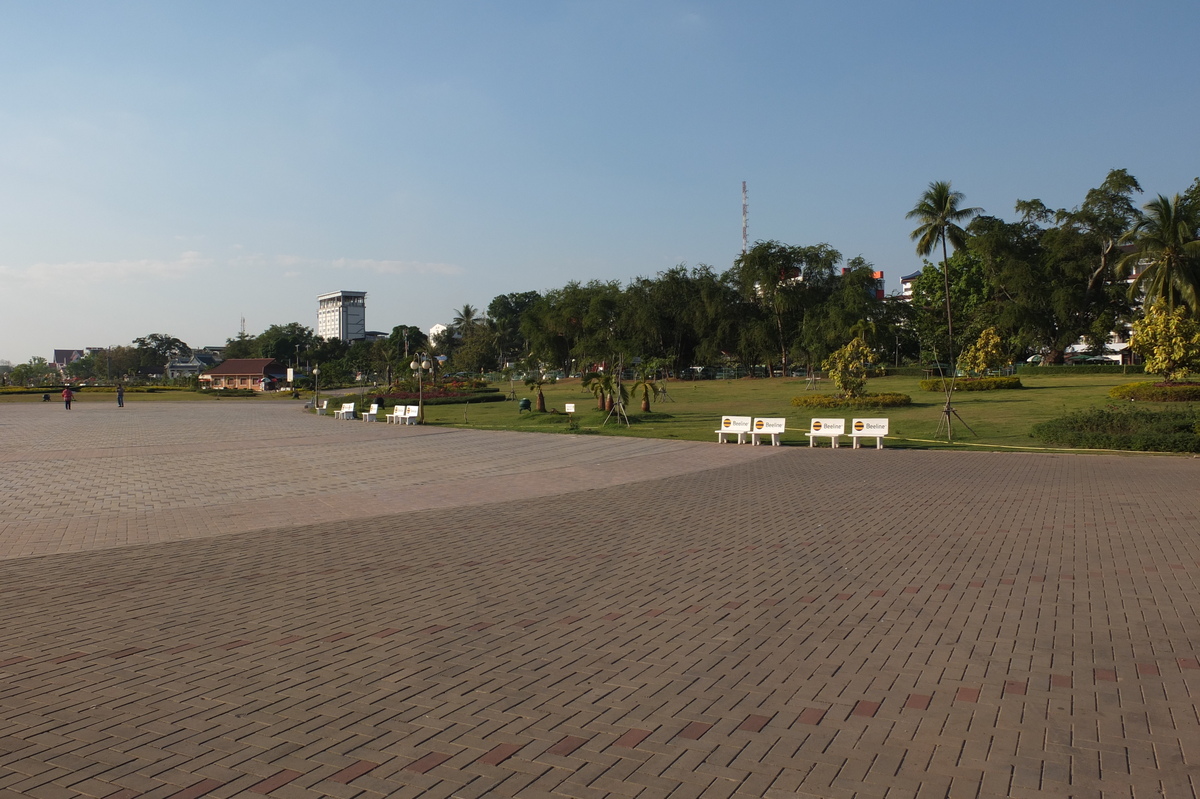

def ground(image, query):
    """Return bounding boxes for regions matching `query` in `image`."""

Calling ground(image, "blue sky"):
[2,1,1197,364]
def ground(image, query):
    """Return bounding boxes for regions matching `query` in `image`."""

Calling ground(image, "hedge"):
[1109,382,1200,402]
[1017,364,1144,375]
[919,376,1022,392]
[1031,406,1200,452]
[791,392,912,409]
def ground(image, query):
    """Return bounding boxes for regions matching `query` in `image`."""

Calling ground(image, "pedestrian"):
[62,386,74,410]
[116,384,125,408]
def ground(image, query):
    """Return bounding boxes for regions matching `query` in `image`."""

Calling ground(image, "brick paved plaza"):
[2,401,1199,798]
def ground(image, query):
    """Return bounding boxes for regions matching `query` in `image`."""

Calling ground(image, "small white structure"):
[715,416,752,444]
[806,418,845,447]
[849,418,888,449]
[750,418,786,446]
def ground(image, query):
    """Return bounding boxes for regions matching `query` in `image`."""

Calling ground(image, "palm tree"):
[582,371,607,410]
[524,372,555,412]
[907,181,981,441]
[452,304,483,335]
[628,363,662,412]
[907,182,982,357]
[1118,194,1200,315]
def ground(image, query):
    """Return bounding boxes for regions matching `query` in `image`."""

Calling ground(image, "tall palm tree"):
[1118,194,1200,315]
[907,181,981,440]
[451,304,483,335]
[907,182,982,355]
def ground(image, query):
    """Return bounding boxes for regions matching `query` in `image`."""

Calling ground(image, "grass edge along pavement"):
[401,372,1194,454]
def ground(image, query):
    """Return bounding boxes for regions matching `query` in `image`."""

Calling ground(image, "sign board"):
[287,367,294,382]
[565,403,575,413]
[851,418,888,436]
[810,418,846,435]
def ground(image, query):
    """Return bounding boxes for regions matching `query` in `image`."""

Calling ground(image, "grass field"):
[6,373,1183,452]
[420,372,1166,452]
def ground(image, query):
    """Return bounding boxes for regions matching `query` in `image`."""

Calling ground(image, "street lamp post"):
[312,365,320,411]
[409,354,431,424]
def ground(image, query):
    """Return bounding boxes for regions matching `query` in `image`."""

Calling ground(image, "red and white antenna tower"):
[741,181,749,255]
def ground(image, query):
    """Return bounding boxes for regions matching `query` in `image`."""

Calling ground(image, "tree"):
[959,327,1003,375]
[133,334,191,373]
[582,371,607,410]
[451,304,484,336]
[1118,193,1200,316]
[822,338,873,398]
[487,291,541,363]
[223,331,257,359]
[628,361,663,412]
[523,372,556,412]
[10,356,57,386]
[1130,300,1200,382]
[731,241,841,376]
[906,181,982,369]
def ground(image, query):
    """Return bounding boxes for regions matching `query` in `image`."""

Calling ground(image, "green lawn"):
[5,374,1176,452]
[419,373,1163,451]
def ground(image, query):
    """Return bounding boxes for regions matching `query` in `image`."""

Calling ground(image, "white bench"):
[849,418,888,449]
[387,405,419,425]
[315,400,329,415]
[806,418,845,447]
[750,417,786,446]
[362,403,379,422]
[715,415,752,444]
[333,402,357,420]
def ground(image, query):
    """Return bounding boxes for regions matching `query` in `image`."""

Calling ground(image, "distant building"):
[839,268,886,300]
[166,352,219,379]
[428,323,449,344]
[899,270,921,301]
[200,359,287,391]
[317,291,367,341]
[52,349,85,369]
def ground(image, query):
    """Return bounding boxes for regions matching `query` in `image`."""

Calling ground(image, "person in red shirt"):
[62,387,74,410]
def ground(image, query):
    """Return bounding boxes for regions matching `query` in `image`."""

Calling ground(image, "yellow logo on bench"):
[812,420,823,431]
[755,419,765,429]
[722,418,732,428]
[854,420,865,432]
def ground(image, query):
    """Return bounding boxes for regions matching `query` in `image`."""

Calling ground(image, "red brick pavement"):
[1,409,1200,797]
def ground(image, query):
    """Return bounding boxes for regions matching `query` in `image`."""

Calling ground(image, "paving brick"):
[1,405,1198,798]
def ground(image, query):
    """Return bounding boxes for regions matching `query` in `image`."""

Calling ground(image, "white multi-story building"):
[317,291,367,341]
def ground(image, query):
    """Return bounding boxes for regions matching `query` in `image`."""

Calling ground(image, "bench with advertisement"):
[386,405,420,425]
[750,417,786,446]
[333,402,357,420]
[849,418,888,449]
[715,415,752,444]
[806,418,845,447]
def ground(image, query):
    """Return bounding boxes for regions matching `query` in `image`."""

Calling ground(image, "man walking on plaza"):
[117,384,124,408]
[62,386,73,410]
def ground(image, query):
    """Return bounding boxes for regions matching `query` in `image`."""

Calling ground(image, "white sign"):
[851,418,889,436]
[565,403,575,413]
[753,418,786,433]
[809,418,846,436]
[287,367,294,382]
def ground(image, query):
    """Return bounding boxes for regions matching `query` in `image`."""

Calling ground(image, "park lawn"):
[422,372,1157,451]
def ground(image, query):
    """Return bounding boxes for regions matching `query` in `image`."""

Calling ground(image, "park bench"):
[387,405,419,424]
[362,403,379,423]
[333,402,357,420]
[315,400,329,415]
[806,418,845,448]
[849,418,888,449]
[750,417,786,446]
[715,415,752,444]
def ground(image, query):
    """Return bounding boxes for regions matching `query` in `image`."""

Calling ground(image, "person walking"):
[116,384,124,408]
[62,386,74,410]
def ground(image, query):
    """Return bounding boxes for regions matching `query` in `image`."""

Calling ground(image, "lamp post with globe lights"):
[312,365,320,411]
[409,354,431,424]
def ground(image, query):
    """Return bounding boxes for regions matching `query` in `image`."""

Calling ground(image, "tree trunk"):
[596,394,605,411]
[605,394,614,412]
[535,389,546,412]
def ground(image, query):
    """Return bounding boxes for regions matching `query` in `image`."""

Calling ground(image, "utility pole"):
[742,181,749,256]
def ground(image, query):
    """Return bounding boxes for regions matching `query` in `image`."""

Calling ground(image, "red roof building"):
[200,359,287,391]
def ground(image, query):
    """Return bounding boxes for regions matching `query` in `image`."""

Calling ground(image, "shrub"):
[919,376,1022,392]
[1032,406,1200,452]
[1109,382,1200,402]
[791,392,912,409]
[1017,364,1144,375]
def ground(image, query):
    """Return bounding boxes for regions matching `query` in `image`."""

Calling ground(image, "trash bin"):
[518,398,532,413]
